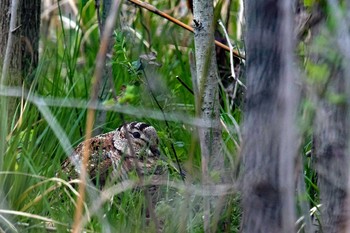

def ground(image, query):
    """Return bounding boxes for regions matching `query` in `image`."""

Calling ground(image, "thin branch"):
[219,21,246,90]
[72,0,122,232]
[126,0,244,60]
[176,75,194,95]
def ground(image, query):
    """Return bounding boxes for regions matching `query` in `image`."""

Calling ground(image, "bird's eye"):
[132,132,141,138]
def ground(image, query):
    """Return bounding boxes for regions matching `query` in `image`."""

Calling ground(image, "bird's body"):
[61,122,164,187]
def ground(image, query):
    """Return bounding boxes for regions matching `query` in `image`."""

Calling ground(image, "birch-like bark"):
[241,0,297,232]
[193,0,222,179]
[192,1,222,232]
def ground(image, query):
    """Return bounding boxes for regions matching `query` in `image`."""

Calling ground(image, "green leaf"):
[304,0,315,7]
[305,61,330,83]
[214,0,224,22]
[81,0,89,8]
[326,92,347,105]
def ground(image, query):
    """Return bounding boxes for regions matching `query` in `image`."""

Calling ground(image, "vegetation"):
[0,0,349,232]
[0,0,241,232]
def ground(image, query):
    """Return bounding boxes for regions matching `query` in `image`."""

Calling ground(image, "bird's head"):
[114,122,160,159]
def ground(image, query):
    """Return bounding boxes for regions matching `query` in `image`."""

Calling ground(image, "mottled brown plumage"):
[61,122,164,187]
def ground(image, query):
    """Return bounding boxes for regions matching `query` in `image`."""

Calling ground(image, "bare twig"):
[126,0,244,59]
[176,76,194,95]
[218,20,244,85]
[72,0,121,232]
[218,20,246,102]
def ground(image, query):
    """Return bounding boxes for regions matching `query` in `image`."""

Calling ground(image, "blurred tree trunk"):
[20,0,41,84]
[0,0,40,219]
[241,0,298,232]
[305,2,350,232]
[0,0,41,83]
[192,0,222,232]
[314,68,349,233]
[0,0,41,127]
[0,0,22,131]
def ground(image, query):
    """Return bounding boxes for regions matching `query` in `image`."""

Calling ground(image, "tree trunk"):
[308,3,350,232]
[0,0,41,128]
[192,0,222,232]
[314,70,349,233]
[20,0,41,84]
[193,0,222,181]
[0,0,22,131]
[241,0,297,232]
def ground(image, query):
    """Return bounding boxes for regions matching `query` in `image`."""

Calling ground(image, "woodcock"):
[61,122,165,188]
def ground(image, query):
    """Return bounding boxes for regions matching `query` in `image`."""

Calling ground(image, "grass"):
[0,1,319,232]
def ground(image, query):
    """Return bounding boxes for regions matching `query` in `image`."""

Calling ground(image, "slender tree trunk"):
[193,0,222,181]
[192,0,222,232]
[241,0,297,232]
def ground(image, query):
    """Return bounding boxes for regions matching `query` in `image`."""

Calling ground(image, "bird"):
[61,121,165,188]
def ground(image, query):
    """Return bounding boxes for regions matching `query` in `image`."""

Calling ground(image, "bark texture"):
[0,0,22,85]
[0,0,41,126]
[192,1,222,232]
[314,70,349,233]
[241,0,297,232]
[20,0,41,84]
[308,3,350,232]
[0,0,22,131]
[0,0,41,84]
[193,0,222,179]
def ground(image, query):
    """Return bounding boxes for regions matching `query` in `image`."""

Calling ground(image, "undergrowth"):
[0,1,318,232]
